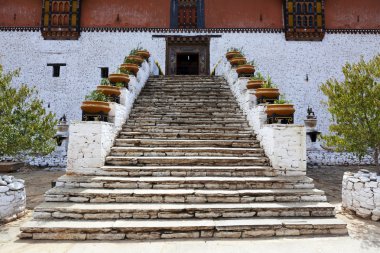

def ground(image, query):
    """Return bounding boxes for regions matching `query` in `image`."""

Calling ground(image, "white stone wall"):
[219,65,307,176]
[308,150,376,166]
[1,31,379,134]
[0,175,26,223]
[342,170,380,221]
[0,31,379,166]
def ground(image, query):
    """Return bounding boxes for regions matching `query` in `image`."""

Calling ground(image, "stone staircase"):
[20,76,347,240]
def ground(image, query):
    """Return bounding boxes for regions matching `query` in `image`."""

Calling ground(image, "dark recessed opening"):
[100,67,109,78]
[176,53,199,75]
[52,66,60,77]
[47,63,66,78]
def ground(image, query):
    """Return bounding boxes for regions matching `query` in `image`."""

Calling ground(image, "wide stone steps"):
[56,175,314,190]
[44,187,327,204]
[33,202,336,220]
[21,76,347,240]
[97,165,275,177]
[109,147,265,157]
[114,139,261,148]
[118,132,255,140]
[20,218,347,240]
[122,125,253,132]
[105,156,269,166]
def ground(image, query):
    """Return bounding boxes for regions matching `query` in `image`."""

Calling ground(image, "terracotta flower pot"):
[226,51,242,61]
[236,64,255,75]
[265,104,295,117]
[247,80,264,90]
[97,85,121,97]
[230,57,247,66]
[127,55,144,66]
[120,63,139,75]
[81,101,111,114]
[254,88,280,99]
[108,74,130,84]
[136,50,150,60]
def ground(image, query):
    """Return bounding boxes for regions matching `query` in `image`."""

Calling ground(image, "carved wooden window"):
[42,0,81,40]
[178,0,197,29]
[284,0,325,41]
[170,0,205,29]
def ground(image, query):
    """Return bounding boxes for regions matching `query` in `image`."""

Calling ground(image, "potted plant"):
[236,60,255,76]
[230,56,247,67]
[134,46,150,60]
[120,57,139,76]
[247,72,265,90]
[97,78,122,97]
[126,48,144,66]
[226,47,243,61]
[255,76,280,103]
[81,90,111,115]
[265,95,295,123]
[108,69,130,88]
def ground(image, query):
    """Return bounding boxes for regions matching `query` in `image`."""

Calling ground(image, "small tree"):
[320,55,380,170]
[0,64,57,159]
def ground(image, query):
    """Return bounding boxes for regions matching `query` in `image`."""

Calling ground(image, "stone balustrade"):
[217,60,307,176]
[0,175,26,223]
[65,57,155,175]
[342,170,380,221]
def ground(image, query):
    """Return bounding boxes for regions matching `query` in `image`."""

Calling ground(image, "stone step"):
[96,165,276,177]
[32,202,336,220]
[131,107,242,113]
[20,218,347,240]
[134,102,239,107]
[56,175,314,190]
[136,99,238,103]
[122,125,252,132]
[109,147,265,157]
[105,156,268,166]
[114,139,260,148]
[121,129,252,134]
[124,121,250,128]
[128,116,247,121]
[129,112,246,117]
[142,87,231,92]
[45,187,327,204]
[118,132,255,140]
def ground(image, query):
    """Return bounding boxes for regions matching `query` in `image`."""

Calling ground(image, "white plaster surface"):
[0,175,26,223]
[342,170,380,221]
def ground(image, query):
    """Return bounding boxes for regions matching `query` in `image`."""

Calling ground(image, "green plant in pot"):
[247,72,265,90]
[97,77,122,98]
[236,60,255,76]
[265,95,295,124]
[226,47,244,61]
[254,75,280,103]
[81,90,111,116]
[108,68,130,88]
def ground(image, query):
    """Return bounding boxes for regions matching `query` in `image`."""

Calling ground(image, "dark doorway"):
[176,53,199,75]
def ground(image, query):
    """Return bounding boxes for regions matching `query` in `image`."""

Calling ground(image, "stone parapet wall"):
[218,64,307,176]
[308,150,377,167]
[0,175,26,223]
[66,57,153,174]
[342,170,380,221]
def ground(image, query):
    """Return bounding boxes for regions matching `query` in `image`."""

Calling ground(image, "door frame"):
[165,36,210,76]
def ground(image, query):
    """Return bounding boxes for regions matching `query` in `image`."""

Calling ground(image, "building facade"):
[0,0,379,136]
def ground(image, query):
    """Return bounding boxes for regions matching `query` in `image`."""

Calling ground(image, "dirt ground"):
[10,166,65,209]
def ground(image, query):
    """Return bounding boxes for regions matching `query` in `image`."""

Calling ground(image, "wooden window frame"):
[283,0,325,41]
[170,0,205,29]
[41,0,81,40]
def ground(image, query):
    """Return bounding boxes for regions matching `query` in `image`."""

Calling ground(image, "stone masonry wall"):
[342,170,380,221]
[0,175,26,223]
[219,64,307,176]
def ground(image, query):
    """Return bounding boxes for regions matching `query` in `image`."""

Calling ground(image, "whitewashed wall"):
[0,31,379,135]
